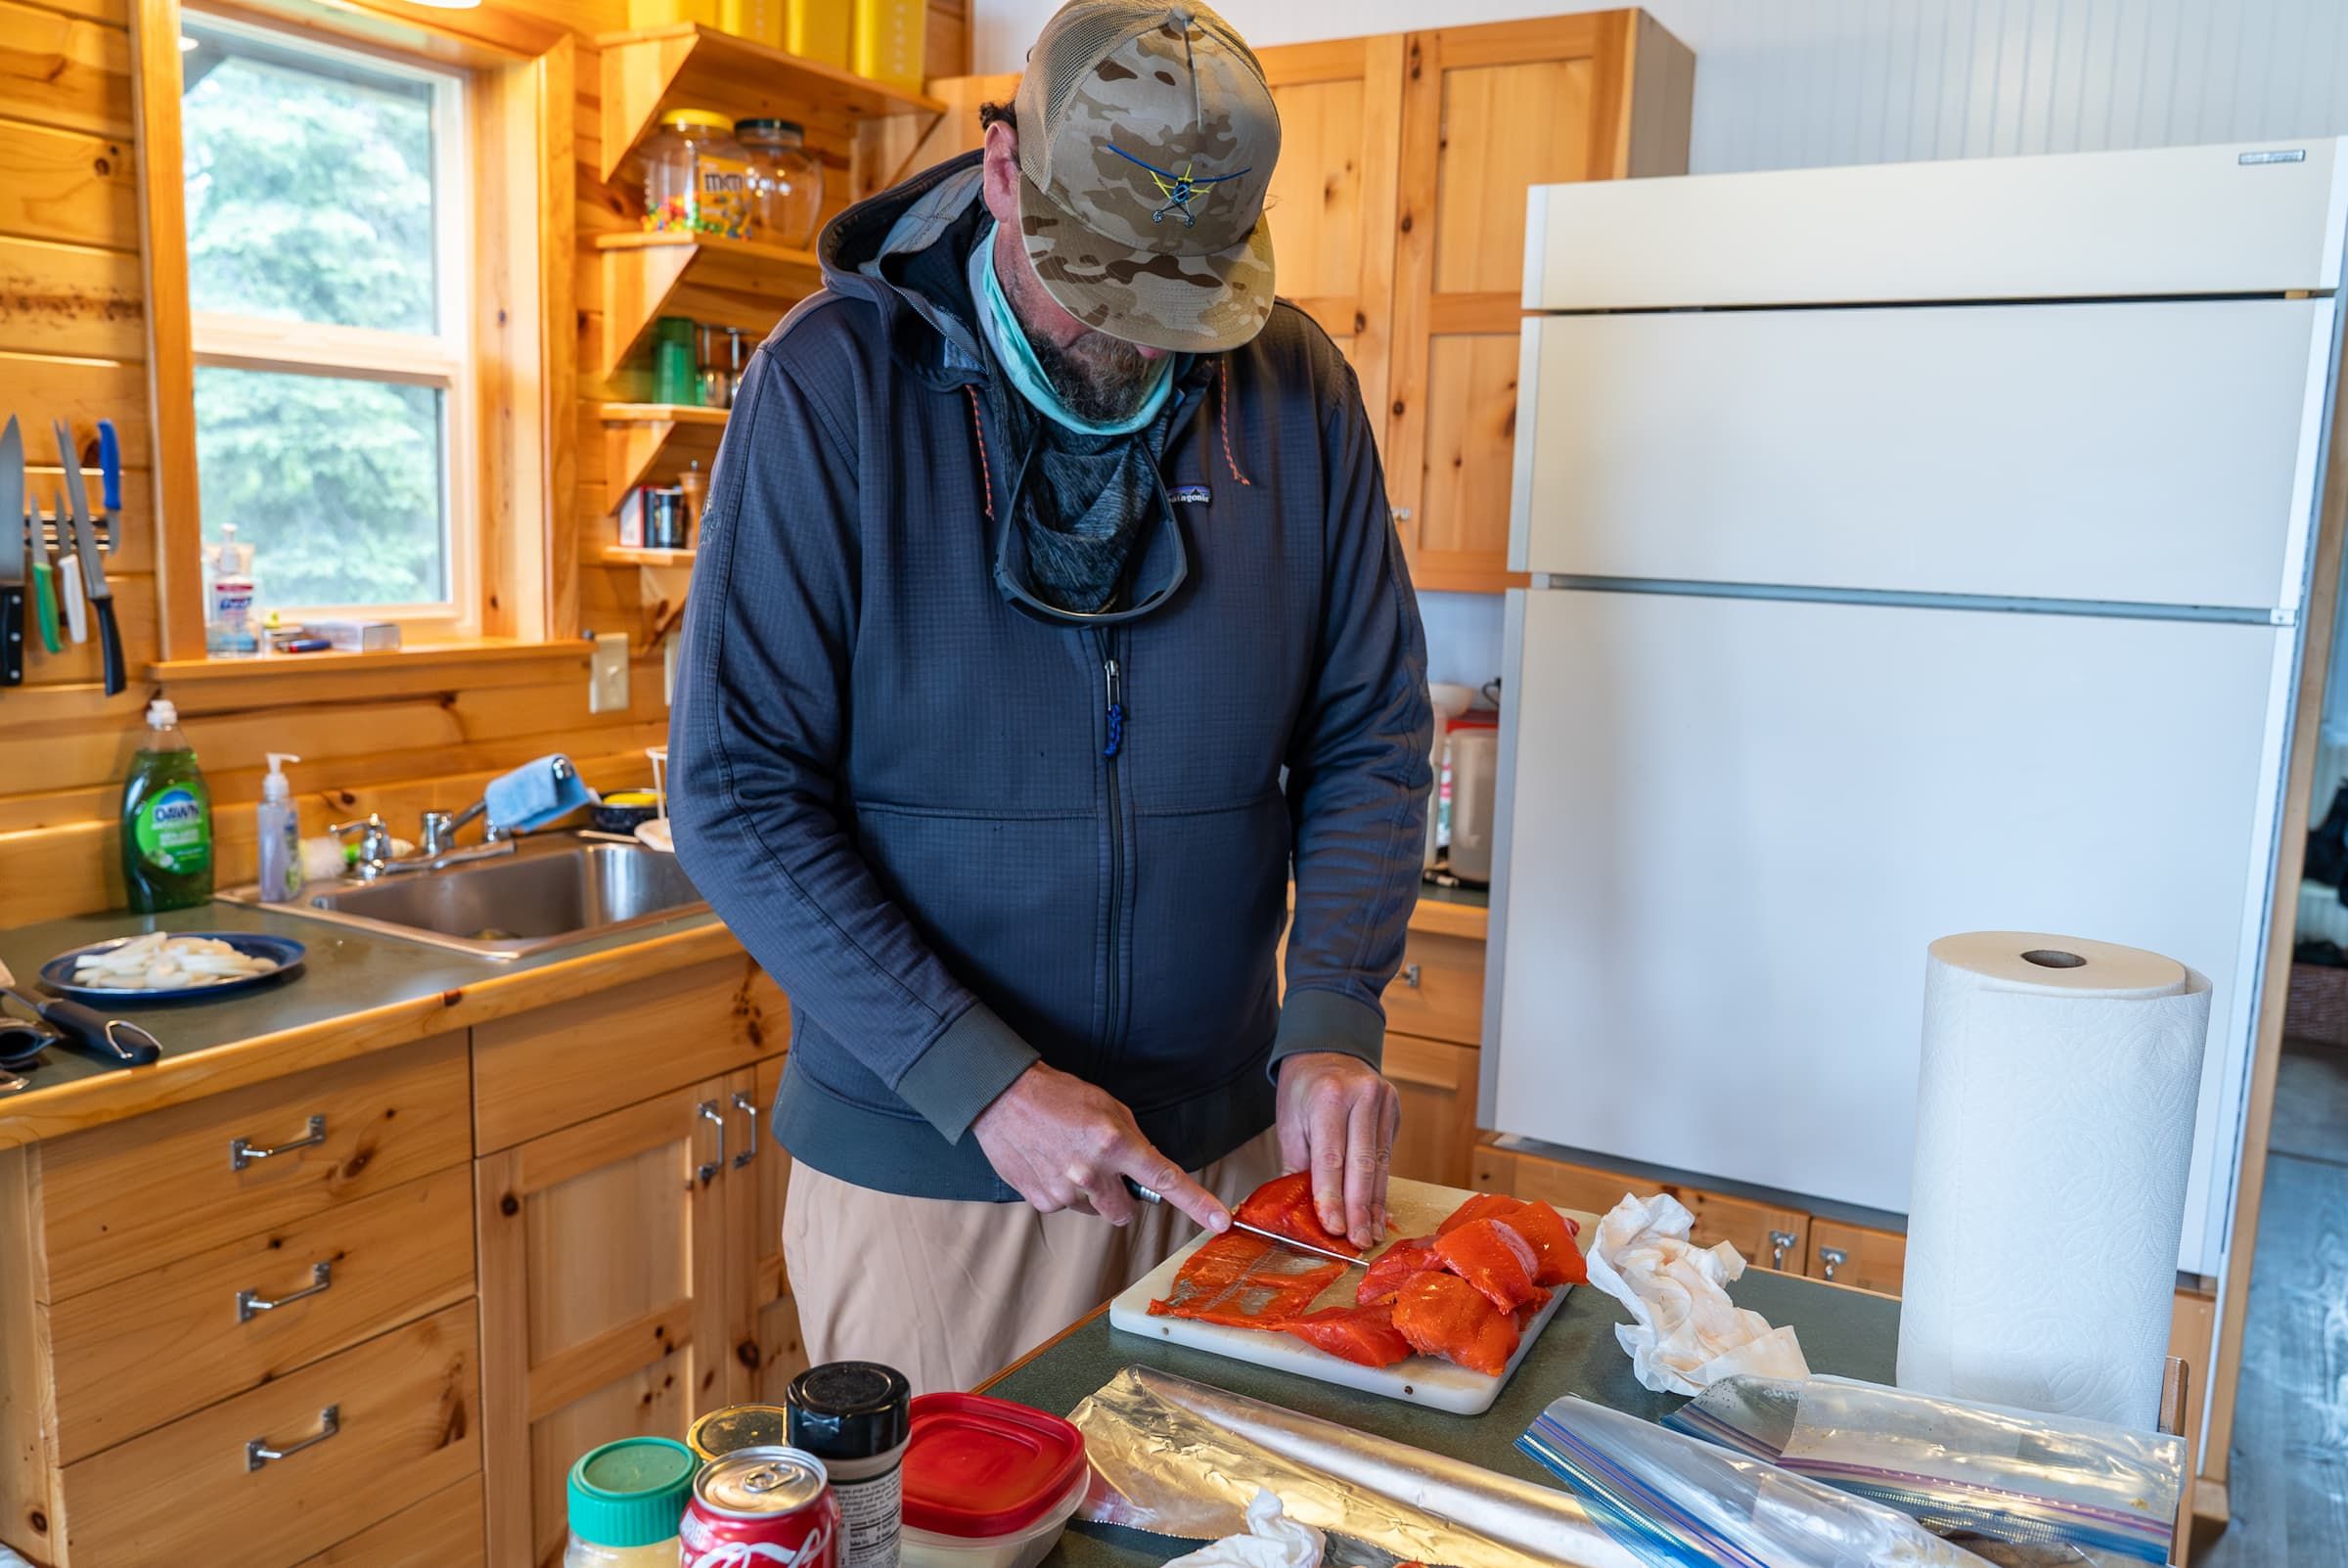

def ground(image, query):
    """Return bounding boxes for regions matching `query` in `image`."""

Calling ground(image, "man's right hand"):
[971,1062,1232,1232]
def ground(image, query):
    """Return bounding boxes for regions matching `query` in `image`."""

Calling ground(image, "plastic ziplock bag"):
[1665,1376,2183,1566]
[1519,1394,1993,1568]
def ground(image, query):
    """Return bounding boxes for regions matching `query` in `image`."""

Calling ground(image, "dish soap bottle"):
[255,752,303,902]
[121,698,213,913]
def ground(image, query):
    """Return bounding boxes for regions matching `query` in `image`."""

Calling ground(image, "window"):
[180,15,474,630]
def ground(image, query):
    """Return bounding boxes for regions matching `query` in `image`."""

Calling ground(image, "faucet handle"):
[419,810,455,858]
[326,814,394,870]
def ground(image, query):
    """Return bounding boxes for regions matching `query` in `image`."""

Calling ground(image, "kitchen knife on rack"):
[55,496,87,646]
[53,422,123,694]
[29,496,59,654]
[0,417,23,687]
[95,420,119,554]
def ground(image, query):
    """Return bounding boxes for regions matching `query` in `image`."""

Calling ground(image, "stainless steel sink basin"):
[224,835,708,959]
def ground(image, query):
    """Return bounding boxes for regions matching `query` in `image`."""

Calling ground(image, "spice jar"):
[644,109,754,239]
[738,119,824,248]
[653,316,699,406]
[789,1363,912,1568]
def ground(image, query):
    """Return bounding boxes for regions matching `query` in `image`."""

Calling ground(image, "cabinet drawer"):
[47,1168,476,1464]
[1807,1219,1906,1295]
[37,1033,471,1299]
[474,955,787,1150]
[290,1473,482,1568]
[1379,931,1484,1046]
[1385,1034,1477,1189]
[59,1300,477,1568]
[1475,1146,1811,1273]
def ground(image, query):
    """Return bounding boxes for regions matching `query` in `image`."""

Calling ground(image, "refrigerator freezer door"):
[1511,299,2336,610]
[1524,138,2348,310]
[1483,589,2290,1277]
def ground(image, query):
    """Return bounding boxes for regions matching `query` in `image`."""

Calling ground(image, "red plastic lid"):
[900,1393,1087,1539]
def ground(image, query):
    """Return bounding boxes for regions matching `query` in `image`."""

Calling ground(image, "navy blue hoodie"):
[668,153,1432,1200]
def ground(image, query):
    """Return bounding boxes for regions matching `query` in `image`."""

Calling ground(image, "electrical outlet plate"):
[589,632,630,714]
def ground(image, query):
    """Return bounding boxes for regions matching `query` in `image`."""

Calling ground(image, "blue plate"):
[40,932,307,1005]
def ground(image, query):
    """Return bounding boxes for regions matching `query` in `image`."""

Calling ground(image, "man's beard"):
[1019,318,1159,426]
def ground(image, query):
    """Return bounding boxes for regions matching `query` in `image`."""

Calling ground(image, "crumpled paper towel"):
[1585,1192,1811,1395]
[1162,1490,1326,1568]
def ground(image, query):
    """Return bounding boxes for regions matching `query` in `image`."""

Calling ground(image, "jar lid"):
[661,108,735,132]
[567,1436,697,1547]
[736,117,806,138]
[788,1362,911,1460]
[900,1394,1086,1539]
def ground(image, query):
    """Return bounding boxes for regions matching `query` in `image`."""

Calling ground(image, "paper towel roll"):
[1895,932,2210,1432]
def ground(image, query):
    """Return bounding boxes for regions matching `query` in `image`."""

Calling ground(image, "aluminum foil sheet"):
[1066,1366,1642,1568]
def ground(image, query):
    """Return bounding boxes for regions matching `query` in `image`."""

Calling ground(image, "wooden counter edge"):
[0,920,746,1147]
[1407,898,1488,941]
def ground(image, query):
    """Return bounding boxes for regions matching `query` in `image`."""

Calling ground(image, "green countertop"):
[987,1269,1897,1568]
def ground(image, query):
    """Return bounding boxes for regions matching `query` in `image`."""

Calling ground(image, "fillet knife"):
[53,422,123,694]
[1127,1181,1364,1266]
[0,417,22,687]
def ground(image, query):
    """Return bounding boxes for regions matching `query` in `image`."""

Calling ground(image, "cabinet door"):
[1250,36,1405,417]
[475,1080,733,1568]
[1385,1034,1477,1189]
[1807,1220,1906,1295]
[1386,11,1689,592]
[737,1053,811,1404]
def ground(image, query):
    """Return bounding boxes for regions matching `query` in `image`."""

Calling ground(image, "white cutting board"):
[1107,1177,1595,1415]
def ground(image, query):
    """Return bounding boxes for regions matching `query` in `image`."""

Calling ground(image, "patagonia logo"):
[1170,484,1211,505]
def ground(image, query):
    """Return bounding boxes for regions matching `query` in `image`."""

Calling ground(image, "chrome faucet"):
[329,801,517,882]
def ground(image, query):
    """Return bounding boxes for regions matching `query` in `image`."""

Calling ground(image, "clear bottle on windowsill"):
[203,522,259,658]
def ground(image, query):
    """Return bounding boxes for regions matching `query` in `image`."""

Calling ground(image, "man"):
[669,0,1432,1393]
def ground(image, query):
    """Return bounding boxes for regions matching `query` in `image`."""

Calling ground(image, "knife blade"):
[53,422,123,694]
[1127,1182,1365,1267]
[0,417,22,687]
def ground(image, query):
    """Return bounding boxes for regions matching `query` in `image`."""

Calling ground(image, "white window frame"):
[183,11,478,636]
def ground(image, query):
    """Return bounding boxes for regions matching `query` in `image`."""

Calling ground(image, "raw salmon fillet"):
[1355,1236,1445,1306]
[1280,1303,1412,1367]
[1391,1270,1520,1376]
[1431,1217,1550,1316]
[1234,1172,1363,1257]
[1147,1230,1347,1327]
[1437,1193,1586,1287]
[1436,1192,1522,1236]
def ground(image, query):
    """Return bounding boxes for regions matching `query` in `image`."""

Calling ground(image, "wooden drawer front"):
[1475,1146,1812,1273]
[474,955,787,1150]
[47,1168,476,1464]
[1386,1034,1477,1189]
[290,1473,482,1567]
[1379,931,1484,1046]
[1807,1219,1906,1295]
[37,1033,471,1300]
[60,1300,478,1568]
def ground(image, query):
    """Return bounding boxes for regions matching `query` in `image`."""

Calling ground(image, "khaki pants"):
[783,1130,1284,1394]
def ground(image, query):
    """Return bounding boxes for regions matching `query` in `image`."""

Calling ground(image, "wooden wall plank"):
[0,354,151,464]
[0,237,142,360]
[0,0,132,138]
[0,119,137,248]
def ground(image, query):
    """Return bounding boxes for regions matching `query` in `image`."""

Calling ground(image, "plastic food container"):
[897,1394,1088,1568]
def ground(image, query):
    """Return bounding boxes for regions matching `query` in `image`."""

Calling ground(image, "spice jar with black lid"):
[789,1361,913,1568]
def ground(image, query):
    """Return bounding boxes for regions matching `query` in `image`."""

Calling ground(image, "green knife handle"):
[30,561,59,654]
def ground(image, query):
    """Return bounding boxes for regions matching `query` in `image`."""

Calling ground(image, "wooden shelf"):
[598,546,699,568]
[595,22,943,187]
[601,403,728,497]
[596,232,822,380]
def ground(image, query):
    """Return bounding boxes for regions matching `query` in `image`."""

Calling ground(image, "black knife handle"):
[94,596,123,695]
[0,583,21,687]
[40,996,160,1066]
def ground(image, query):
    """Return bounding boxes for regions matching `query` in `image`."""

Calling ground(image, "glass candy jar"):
[737,119,823,249]
[643,109,753,239]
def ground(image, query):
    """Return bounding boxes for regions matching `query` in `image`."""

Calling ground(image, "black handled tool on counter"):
[0,416,23,687]
[0,960,160,1067]
[52,420,123,695]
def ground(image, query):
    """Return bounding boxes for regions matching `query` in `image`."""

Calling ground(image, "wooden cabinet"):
[1474,1143,1812,1272]
[1385,1034,1479,1189]
[742,1053,812,1405]
[1380,930,1487,1048]
[1808,1218,1906,1294]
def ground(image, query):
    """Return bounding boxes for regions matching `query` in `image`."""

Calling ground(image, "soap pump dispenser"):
[256,752,303,902]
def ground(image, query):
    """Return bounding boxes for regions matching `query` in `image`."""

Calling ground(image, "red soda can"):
[682,1445,841,1568]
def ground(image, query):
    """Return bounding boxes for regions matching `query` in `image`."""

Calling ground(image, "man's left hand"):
[1276,1052,1402,1248]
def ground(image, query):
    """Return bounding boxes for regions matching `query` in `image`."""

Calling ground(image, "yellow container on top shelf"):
[629,0,720,24]
[788,0,852,68]
[852,0,926,94]
[719,0,785,45]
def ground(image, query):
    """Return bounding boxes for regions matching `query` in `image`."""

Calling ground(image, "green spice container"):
[120,698,213,913]
[564,1436,697,1566]
[653,316,700,407]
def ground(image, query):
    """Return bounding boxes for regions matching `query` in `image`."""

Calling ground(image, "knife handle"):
[94,596,123,695]
[31,560,58,655]
[97,421,120,516]
[60,552,86,644]
[1,583,21,687]
[42,998,160,1067]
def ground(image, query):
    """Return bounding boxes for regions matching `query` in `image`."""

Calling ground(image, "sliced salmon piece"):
[1147,1231,1347,1327]
[1234,1171,1363,1258]
[1281,1303,1412,1367]
[1390,1270,1520,1376]
[1355,1236,1445,1306]
[1436,1192,1523,1236]
[1431,1217,1550,1316]
[1437,1193,1586,1287]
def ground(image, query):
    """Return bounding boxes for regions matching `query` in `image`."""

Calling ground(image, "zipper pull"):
[1103,656,1124,760]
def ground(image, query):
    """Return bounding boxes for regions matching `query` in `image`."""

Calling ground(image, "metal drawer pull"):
[247,1405,339,1471]
[1400,963,1422,989]
[1766,1230,1797,1270]
[732,1092,759,1169]
[1819,1245,1848,1282]
[238,1261,332,1322]
[697,1100,726,1183]
[231,1113,326,1171]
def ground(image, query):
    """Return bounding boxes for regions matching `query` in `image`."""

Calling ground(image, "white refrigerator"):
[1483,140,2348,1277]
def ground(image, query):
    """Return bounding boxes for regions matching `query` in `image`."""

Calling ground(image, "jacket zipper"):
[1096,627,1124,1067]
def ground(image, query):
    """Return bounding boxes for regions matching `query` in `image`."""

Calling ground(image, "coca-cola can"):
[682,1445,840,1568]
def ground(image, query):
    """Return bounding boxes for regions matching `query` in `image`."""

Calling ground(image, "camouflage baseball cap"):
[1013,2,1279,353]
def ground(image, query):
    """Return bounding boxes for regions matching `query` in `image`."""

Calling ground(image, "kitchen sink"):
[224,834,708,959]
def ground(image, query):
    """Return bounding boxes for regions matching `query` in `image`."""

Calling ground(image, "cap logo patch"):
[1105,142,1251,228]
